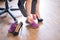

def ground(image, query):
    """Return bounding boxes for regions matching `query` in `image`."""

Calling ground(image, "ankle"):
[32,14,36,20]
[27,17,33,23]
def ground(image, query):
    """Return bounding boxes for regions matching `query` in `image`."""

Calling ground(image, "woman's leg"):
[31,0,40,19]
[36,0,40,19]
[18,0,27,17]
[25,0,33,23]
[36,0,43,22]
[31,0,37,20]
[31,0,43,22]
[18,0,33,23]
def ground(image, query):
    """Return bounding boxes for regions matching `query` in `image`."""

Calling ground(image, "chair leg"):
[0,8,5,10]
[9,0,12,2]
[0,10,6,15]
[8,9,17,23]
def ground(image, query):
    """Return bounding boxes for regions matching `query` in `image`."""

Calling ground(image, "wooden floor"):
[0,0,60,40]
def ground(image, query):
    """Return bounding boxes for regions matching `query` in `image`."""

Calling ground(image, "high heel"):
[26,20,39,29]
[12,22,23,36]
[37,17,43,22]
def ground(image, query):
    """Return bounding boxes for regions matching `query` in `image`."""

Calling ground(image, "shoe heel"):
[37,17,43,22]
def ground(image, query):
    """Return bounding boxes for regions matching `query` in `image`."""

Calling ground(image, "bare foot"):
[27,16,33,23]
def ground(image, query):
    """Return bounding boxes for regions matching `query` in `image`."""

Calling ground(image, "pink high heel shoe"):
[26,20,39,29]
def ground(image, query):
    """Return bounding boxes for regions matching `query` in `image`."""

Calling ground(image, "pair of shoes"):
[26,20,39,29]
